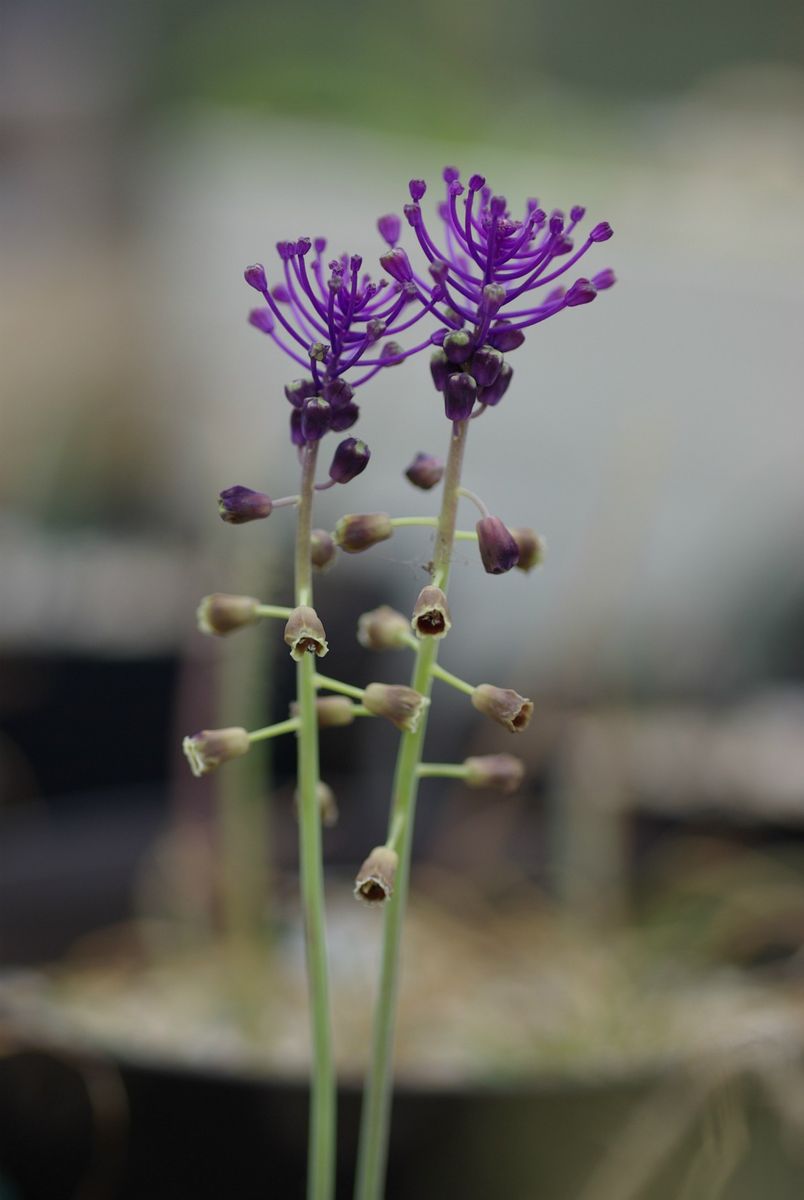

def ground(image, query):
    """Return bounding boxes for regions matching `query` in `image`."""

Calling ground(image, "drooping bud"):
[565,278,597,307]
[330,403,360,432]
[430,350,449,392]
[334,513,393,554]
[488,324,525,353]
[244,264,267,291]
[510,528,546,572]
[301,397,332,442]
[476,516,520,574]
[248,307,274,333]
[471,685,533,733]
[363,683,429,732]
[329,437,370,484]
[380,341,403,363]
[357,606,410,651]
[409,179,426,201]
[284,606,329,661]
[310,529,337,571]
[470,346,504,389]
[592,268,616,290]
[291,696,356,728]
[590,221,613,242]
[354,846,398,904]
[380,247,413,283]
[464,754,526,794]
[442,330,473,365]
[411,586,451,639]
[444,372,477,421]
[284,379,317,408]
[183,727,251,777]
[377,214,401,246]
[196,593,260,636]
[479,361,513,407]
[294,781,339,827]
[322,379,354,409]
[218,485,273,524]
[404,451,444,490]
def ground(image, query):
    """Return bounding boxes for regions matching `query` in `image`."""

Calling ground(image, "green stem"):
[295,442,336,1200]
[248,717,300,742]
[389,516,437,528]
[430,662,475,696]
[314,673,366,701]
[416,762,469,780]
[354,419,469,1200]
[255,603,295,620]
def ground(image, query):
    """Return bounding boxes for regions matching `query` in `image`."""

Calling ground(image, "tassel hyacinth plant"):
[182,166,614,1200]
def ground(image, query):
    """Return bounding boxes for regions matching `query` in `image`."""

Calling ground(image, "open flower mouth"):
[416,611,446,636]
[355,878,391,904]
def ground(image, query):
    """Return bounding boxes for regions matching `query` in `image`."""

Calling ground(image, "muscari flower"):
[378,171,615,421]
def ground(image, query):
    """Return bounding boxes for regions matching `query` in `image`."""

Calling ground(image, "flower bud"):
[442,330,473,365]
[218,485,272,524]
[301,397,332,442]
[354,846,398,904]
[309,341,330,362]
[334,512,393,554]
[310,529,337,571]
[510,528,546,572]
[409,179,426,201]
[357,605,410,651]
[405,451,444,490]
[329,438,370,484]
[476,516,520,574]
[380,340,403,363]
[430,350,449,392]
[363,683,429,732]
[470,346,504,388]
[380,247,413,283]
[284,605,329,661]
[479,361,512,407]
[295,781,339,827]
[444,372,477,421]
[183,727,251,777]
[464,754,525,794]
[291,696,355,727]
[592,268,616,290]
[471,685,533,733]
[411,586,451,639]
[565,278,597,307]
[377,214,401,246]
[196,593,260,636]
[480,283,506,315]
[248,307,274,333]
[244,264,267,291]
[488,324,525,353]
[590,221,613,242]
[284,378,317,408]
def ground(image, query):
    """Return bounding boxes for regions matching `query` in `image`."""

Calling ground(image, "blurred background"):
[1,0,804,1197]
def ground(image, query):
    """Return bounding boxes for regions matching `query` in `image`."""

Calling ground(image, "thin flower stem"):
[456,486,489,517]
[416,762,470,780]
[454,529,479,541]
[351,704,374,718]
[355,418,469,1200]
[294,441,336,1200]
[255,604,295,620]
[248,716,301,741]
[389,516,437,528]
[314,673,365,701]
[430,662,475,697]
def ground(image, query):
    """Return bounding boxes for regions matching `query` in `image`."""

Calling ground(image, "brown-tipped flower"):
[354,846,398,904]
[310,529,337,571]
[411,586,452,639]
[357,605,410,651]
[471,684,533,733]
[510,527,546,573]
[182,727,250,777]
[404,451,444,490]
[363,683,429,732]
[291,696,356,728]
[464,754,526,794]
[294,781,339,827]
[284,605,329,661]
[196,593,260,636]
[476,516,520,575]
[334,512,393,554]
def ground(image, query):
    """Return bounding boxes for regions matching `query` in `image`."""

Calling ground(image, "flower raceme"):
[377,168,615,421]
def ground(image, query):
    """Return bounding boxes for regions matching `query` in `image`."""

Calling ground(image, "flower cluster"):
[377,168,614,421]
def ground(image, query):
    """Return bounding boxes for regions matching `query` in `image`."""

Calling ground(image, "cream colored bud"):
[357,605,410,651]
[284,605,329,661]
[196,593,260,636]
[291,696,355,727]
[471,684,533,733]
[334,512,393,554]
[510,528,546,572]
[411,585,451,639]
[294,781,339,827]
[182,727,251,777]
[354,846,398,904]
[464,754,525,794]
[311,529,337,571]
[363,683,429,732]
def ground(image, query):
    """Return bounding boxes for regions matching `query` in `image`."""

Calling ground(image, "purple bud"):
[570,205,586,222]
[366,318,385,343]
[290,409,305,446]
[271,284,291,303]
[409,179,426,201]
[377,214,401,245]
[276,241,295,261]
[314,237,327,255]
[380,341,403,363]
[443,330,473,365]
[323,379,354,409]
[405,452,444,490]
[565,278,597,307]
[350,254,363,272]
[488,324,525,353]
[480,283,506,315]
[403,203,421,228]
[592,268,616,290]
[470,345,504,388]
[430,349,449,391]
[296,237,312,256]
[480,361,513,407]
[590,221,613,242]
[444,372,477,421]
[248,307,274,333]
[468,173,485,192]
[549,213,564,235]
[244,263,267,291]
[284,378,317,408]
[218,485,272,524]
[301,398,332,442]
[329,437,370,484]
[554,236,574,255]
[380,247,413,284]
[429,259,449,282]
[476,516,520,575]
[443,166,460,183]
[531,208,547,227]
[330,402,359,432]
[490,195,506,217]
[448,179,464,197]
